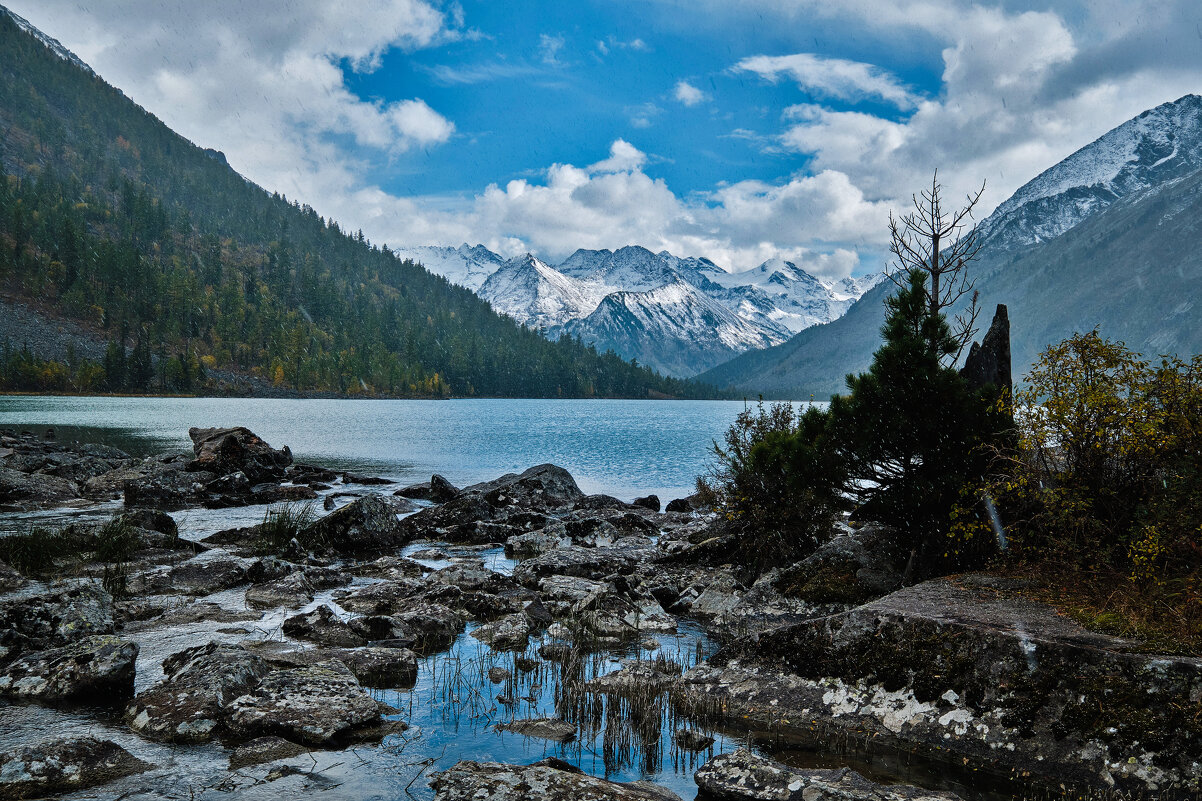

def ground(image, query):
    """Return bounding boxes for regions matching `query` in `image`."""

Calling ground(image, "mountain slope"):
[0,8,704,399]
[700,94,1202,398]
[565,280,779,376]
[479,255,610,329]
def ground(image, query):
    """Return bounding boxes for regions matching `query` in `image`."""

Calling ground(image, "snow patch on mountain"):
[479,254,610,328]
[978,94,1202,251]
[2,7,94,76]
[392,244,508,291]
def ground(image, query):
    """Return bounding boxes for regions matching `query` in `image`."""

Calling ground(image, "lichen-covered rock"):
[694,749,959,801]
[226,660,381,745]
[427,561,516,594]
[431,759,681,800]
[125,642,271,743]
[587,658,681,696]
[0,737,151,799]
[463,464,584,511]
[393,602,463,654]
[262,646,418,689]
[0,583,114,650]
[0,635,137,703]
[281,604,366,648]
[512,540,656,587]
[335,578,425,615]
[0,466,80,509]
[302,495,406,555]
[495,717,577,743]
[470,613,531,650]
[677,578,1202,799]
[123,467,215,509]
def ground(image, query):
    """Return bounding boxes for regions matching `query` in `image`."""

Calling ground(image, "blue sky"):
[11,1,1202,276]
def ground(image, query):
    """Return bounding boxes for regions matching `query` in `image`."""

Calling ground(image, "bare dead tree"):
[886,170,986,363]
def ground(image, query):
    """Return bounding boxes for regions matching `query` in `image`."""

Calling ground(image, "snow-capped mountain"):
[392,244,508,292]
[978,94,1202,253]
[438,244,874,376]
[566,280,780,377]
[478,254,611,329]
[2,7,94,76]
[700,93,1202,399]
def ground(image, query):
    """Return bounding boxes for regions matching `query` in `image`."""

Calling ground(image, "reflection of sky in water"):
[0,397,820,501]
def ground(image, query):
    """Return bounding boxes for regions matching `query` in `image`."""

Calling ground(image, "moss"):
[775,555,875,606]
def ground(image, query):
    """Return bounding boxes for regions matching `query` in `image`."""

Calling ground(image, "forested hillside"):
[0,11,708,398]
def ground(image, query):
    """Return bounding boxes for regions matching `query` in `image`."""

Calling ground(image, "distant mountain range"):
[395,243,879,376]
[700,94,1202,398]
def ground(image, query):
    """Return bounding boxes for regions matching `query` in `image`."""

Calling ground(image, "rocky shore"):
[0,426,1198,800]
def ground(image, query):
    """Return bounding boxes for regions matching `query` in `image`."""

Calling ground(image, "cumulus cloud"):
[674,80,708,106]
[734,53,917,109]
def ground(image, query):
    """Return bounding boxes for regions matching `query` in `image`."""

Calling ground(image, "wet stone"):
[246,572,315,610]
[0,583,114,650]
[0,737,152,799]
[431,759,682,801]
[470,613,531,651]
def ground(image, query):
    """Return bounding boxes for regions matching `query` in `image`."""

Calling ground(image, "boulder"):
[302,495,405,555]
[125,642,271,743]
[396,493,496,543]
[665,497,693,514]
[116,508,178,538]
[342,471,392,486]
[0,635,137,703]
[396,473,460,502]
[431,759,682,801]
[470,613,531,650]
[393,602,463,654]
[632,494,661,512]
[512,540,656,587]
[225,660,381,746]
[427,561,516,594]
[187,426,293,484]
[282,604,366,648]
[463,464,584,511]
[694,749,959,801]
[335,579,425,616]
[0,738,151,799]
[586,658,680,696]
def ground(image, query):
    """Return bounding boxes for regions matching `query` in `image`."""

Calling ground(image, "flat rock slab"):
[431,759,681,801]
[495,717,576,743]
[694,749,959,801]
[226,660,381,746]
[0,635,137,703]
[0,737,152,800]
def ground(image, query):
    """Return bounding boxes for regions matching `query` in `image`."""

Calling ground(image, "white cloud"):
[539,33,566,66]
[735,53,918,109]
[388,99,455,146]
[674,80,708,107]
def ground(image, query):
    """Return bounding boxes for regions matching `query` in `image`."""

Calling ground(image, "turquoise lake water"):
[0,396,784,501]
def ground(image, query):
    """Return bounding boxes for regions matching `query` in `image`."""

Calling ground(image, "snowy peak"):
[392,243,506,291]
[479,254,608,328]
[978,94,1202,251]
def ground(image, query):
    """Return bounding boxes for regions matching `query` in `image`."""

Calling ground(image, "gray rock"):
[673,728,713,751]
[0,635,137,703]
[586,658,680,696]
[226,660,381,746]
[123,467,215,510]
[228,736,308,770]
[694,749,959,801]
[633,494,661,512]
[397,473,460,503]
[126,642,271,743]
[302,495,406,555]
[335,578,425,615]
[470,613,531,651]
[512,540,656,587]
[431,759,681,800]
[689,574,744,619]
[428,561,516,594]
[187,426,292,484]
[282,604,366,648]
[0,737,151,799]
[495,717,577,743]
[393,602,463,654]
[665,497,694,513]
[774,523,906,606]
[463,464,584,511]
[0,466,79,509]
[960,303,1011,397]
[261,646,418,689]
